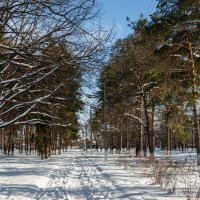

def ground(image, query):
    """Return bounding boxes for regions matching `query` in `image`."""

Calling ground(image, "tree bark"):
[142,94,154,160]
[139,97,144,158]
[186,40,200,165]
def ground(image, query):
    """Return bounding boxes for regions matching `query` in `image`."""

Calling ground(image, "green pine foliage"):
[92,0,200,157]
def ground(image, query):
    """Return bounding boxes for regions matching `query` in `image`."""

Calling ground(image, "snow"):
[0,149,187,200]
[10,61,37,69]
[124,113,146,127]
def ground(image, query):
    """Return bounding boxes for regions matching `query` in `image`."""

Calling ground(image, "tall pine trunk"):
[142,95,154,160]
[151,100,156,155]
[187,40,200,165]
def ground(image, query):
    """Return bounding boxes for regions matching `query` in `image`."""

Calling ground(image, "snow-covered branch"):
[124,113,146,127]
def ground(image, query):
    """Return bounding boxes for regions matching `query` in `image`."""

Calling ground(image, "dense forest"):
[90,0,200,164]
[0,0,110,158]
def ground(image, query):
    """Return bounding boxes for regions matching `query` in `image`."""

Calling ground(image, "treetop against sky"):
[101,0,157,39]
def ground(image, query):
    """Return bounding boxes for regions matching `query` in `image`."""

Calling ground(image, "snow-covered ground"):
[0,149,188,200]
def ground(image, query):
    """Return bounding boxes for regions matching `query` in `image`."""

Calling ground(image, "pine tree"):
[151,0,200,163]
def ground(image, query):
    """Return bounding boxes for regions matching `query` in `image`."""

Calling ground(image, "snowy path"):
[35,154,116,200]
[0,150,185,200]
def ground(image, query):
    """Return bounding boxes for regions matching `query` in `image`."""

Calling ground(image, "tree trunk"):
[120,118,123,154]
[166,118,172,155]
[151,100,156,156]
[142,95,154,160]
[139,96,144,158]
[187,41,200,165]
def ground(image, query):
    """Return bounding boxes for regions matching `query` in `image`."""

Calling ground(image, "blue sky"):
[100,0,157,39]
[80,0,158,123]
